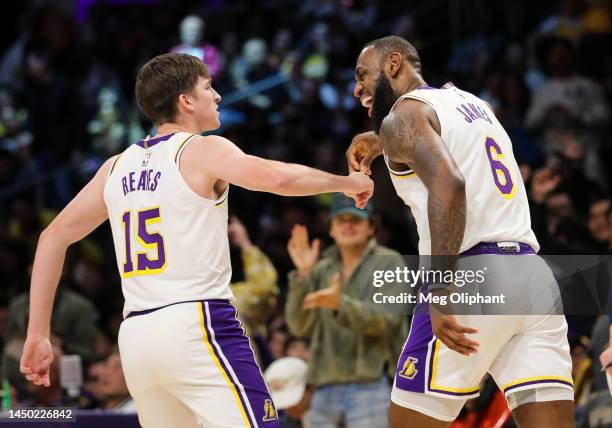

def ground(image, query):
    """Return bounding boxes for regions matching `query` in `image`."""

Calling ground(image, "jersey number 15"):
[120,207,167,277]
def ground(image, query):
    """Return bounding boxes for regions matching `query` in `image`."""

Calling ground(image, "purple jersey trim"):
[416,82,454,90]
[135,133,176,148]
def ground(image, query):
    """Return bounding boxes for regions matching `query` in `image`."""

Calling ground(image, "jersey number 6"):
[121,207,167,277]
[485,137,516,200]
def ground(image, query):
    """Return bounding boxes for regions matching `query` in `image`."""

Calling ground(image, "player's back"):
[385,83,538,254]
[103,132,233,316]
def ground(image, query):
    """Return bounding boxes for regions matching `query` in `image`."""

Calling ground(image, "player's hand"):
[600,345,612,375]
[20,335,53,387]
[346,131,384,175]
[303,272,342,310]
[345,171,374,209]
[287,225,320,277]
[429,304,479,356]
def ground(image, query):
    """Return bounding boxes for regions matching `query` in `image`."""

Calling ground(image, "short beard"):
[372,73,399,135]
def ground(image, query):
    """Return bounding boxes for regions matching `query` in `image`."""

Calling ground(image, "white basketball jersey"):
[384,83,539,255]
[103,132,233,316]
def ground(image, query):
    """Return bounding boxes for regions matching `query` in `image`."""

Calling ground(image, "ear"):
[177,93,194,113]
[384,52,403,78]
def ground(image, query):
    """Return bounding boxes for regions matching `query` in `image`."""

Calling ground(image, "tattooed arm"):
[379,99,478,356]
[379,99,466,256]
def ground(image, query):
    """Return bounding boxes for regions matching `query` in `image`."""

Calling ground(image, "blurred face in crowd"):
[330,214,374,249]
[546,193,573,218]
[86,361,106,401]
[99,353,130,400]
[269,330,287,360]
[286,338,310,361]
[588,199,610,242]
[353,46,401,134]
[180,15,204,46]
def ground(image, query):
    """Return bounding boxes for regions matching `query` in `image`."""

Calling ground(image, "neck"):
[155,119,202,137]
[397,75,428,96]
[339,241,369,266]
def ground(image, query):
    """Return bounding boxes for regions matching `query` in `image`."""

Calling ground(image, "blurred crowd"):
[0,0,611,426]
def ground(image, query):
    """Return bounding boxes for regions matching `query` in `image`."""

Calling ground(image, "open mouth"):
[361,96,373,118]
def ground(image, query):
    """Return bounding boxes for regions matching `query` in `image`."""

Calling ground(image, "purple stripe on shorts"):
[460,242,535,257]
[205,300,280,427]
[395,299,433,393]
[504,378,573,394]
[135,133,176,148]
[201,302,257,427]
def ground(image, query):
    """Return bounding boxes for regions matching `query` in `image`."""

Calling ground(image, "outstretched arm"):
[21,158,112,386]
[186,135,373,205]
[379,99,478,356]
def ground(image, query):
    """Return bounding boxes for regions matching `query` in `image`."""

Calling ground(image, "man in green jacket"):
[286,194,409,428]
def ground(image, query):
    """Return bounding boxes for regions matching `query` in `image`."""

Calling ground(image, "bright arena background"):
[0,0,611,427]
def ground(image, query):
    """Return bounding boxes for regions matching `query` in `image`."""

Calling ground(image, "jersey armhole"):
[108,153,123,178]
[172,133,230,206]
[399,94,445,142]
[173,133,198,166]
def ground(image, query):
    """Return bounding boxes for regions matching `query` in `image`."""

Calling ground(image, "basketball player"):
[347,36,574,427]
[20,53,373,428]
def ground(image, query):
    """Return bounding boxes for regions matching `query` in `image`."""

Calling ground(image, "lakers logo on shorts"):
[399,357,419,380]
[263,399,277,422]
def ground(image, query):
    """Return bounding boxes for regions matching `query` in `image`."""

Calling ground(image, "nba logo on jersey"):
[399,357,419,380]
[263,399,277,422]
[142,151,151,167]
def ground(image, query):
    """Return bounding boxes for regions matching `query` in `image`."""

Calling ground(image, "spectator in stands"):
[265,356,312,428]
[526,37,609,131]
[97,348,137,413]
[2,285,97,399]
[228,215,279,367]
[587,197,610,250]
[285,336,310,361]
[268,326,289,361]
[170,15,221,78]
[285,194,408,428]
[229,215,279,332]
